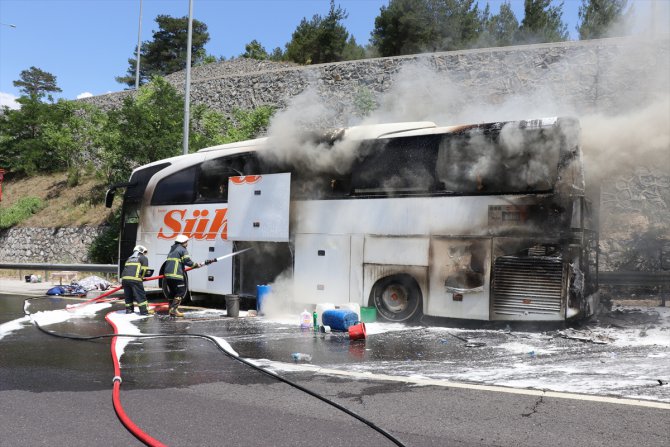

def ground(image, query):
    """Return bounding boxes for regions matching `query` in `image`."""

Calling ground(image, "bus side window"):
[151,166,197,205]
[351,136,438,195]
[196,154,261,203]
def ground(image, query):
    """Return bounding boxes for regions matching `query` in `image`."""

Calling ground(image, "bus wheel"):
[372,275,422,322]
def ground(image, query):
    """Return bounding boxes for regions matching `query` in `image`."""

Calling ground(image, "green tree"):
[41,101,107,186]
[0,98,60,174]
[102,77,185,182]
[435,0,482,50]
[371,0,435,57]
[0,67,64,175]
[371,0,483,57]
[88,208,121,264]
[116,15,211,87]
[268,47,285,61]
[342,36,367,60]
[480,1,519,47]
[12,66,62,101]
[101,76,275,183]
[577,0,630,40]
[517,0,569,44]
[241,39,269,60]
[285,1,361,64]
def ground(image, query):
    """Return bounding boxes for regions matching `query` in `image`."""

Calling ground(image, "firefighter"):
[121,245,153,315]
[164,234,202,318]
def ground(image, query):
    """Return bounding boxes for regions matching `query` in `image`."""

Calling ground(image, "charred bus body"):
[107,116,599,323]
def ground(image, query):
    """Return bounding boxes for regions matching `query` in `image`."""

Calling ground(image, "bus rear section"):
[288,117,598,323]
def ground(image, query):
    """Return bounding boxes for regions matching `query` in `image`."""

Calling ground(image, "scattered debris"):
[73,275,112,291]
[556,328,615,344]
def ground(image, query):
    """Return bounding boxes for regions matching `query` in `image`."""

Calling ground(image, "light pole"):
[135,0,143,90]
[182,0,193,155]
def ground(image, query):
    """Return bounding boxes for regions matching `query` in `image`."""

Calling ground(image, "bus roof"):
[195,122,439,155]
[381,117,566,138]
[132,117,573,176]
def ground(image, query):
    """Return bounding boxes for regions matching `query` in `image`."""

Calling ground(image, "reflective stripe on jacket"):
[164,243,194,280]
[121,252,149,282]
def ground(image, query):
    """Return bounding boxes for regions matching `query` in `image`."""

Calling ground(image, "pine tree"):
[517,0,569,44]
[577,0,631,40]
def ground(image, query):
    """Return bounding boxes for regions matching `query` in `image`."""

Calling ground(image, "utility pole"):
[135,0,143,90]
[182,0,194,156]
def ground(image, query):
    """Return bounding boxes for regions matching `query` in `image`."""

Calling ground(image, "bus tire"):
[371,274,423,323]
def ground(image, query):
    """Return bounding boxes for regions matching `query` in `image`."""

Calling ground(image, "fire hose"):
[66,248,252,311]
[26,245,407,447]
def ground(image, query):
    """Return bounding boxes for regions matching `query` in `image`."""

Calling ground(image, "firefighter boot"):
[169,297,184,318]
[125,304,134,314]
[139,302,154,316]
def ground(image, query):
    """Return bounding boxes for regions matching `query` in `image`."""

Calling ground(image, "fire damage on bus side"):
[106,116,599,324]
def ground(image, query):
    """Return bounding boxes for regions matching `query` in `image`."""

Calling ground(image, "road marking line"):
[303,366,670,410]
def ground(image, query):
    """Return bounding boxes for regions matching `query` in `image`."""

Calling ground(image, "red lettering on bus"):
[157,208,228,240]
[157,209,186,239]
[230,175,262,184]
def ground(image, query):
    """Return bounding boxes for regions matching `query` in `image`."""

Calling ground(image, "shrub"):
[0,197,44,229]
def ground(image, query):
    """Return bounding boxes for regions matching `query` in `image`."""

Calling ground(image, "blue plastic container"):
[322,309,358,332]
[256,285,271,314]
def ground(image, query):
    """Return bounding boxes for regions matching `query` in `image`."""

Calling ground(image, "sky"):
[0,0,587,108]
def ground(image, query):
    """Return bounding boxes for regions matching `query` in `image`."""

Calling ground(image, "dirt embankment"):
[0,173,117,228]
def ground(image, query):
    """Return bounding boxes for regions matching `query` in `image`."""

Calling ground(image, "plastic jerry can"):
[321,309,358,332]
[315,303,336,327]
[337,303,361,322]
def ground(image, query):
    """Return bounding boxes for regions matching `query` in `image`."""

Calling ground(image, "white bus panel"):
[227,173,290,242]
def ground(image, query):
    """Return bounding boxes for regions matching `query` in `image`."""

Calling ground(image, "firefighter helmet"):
[175,234,189,244]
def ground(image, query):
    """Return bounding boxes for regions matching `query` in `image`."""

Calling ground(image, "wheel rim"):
[381,284,408,314]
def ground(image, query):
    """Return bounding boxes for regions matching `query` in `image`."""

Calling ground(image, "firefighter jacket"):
[121,252,149,282]
[164,243,195,280]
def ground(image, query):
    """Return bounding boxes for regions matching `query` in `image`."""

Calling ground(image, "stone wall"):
[3,36,669,267]
[0,227,105,264]
[79,37,668,123]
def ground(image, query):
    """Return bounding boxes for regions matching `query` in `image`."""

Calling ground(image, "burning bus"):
[106,116,599,323]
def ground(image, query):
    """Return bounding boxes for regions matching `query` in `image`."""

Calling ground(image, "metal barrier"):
[599,271,670,306]
[0,263,117,284]
[0,263,117,272]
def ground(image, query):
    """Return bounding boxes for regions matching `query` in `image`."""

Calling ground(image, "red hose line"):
[105,312,167,447]
[69,265,199,310]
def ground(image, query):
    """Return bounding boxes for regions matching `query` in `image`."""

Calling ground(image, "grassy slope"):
[0,173,118,228]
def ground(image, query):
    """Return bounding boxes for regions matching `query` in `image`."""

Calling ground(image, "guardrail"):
[0,263,117,273]
[0,263,117,284]
[599,271,669,306]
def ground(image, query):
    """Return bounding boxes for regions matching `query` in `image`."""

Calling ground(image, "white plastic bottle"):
[291,353,312,362]
[300,309,312,328]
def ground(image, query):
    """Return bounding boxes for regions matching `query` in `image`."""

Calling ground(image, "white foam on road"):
[106,311,146,365]
[1,301,113,341]
[0,316,30,341]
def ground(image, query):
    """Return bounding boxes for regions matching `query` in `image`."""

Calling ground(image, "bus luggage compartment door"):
[227,173,290,242]
[294,234,351,305]
[428,238,492,320]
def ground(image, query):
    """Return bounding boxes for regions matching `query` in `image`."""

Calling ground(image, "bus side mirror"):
[105,188,116,208]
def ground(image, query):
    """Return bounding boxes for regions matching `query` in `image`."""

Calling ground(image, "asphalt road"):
[1,291,668,447]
